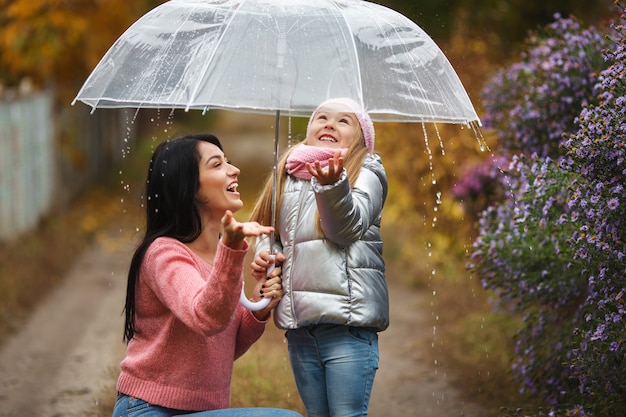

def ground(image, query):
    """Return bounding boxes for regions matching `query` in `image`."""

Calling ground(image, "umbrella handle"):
[239,256,275,311]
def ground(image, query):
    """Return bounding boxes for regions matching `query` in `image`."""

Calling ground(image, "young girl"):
[114,134,301,417]
[250,98,389,417]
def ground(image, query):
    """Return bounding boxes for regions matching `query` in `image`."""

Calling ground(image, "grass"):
[230,325,305,413]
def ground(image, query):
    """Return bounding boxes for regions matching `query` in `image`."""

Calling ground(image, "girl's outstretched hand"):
[221,210,274,250]
[306,149,344,185]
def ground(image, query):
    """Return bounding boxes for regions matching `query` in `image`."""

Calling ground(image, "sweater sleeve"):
[233,308,267,360]
[142,238,248,336]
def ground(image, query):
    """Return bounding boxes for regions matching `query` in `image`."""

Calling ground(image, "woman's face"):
[195,141,243,214]
[306,110,359,149]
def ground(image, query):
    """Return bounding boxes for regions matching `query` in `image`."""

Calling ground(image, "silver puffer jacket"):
[256,153,389,331]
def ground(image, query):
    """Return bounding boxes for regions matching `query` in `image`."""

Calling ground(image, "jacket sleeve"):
[254,233,284,259]
[312,154,387,245]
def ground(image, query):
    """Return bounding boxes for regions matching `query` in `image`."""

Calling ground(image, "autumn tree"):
[0,0,165,92]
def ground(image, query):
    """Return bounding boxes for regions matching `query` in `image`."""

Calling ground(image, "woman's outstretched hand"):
[221,210,274,250]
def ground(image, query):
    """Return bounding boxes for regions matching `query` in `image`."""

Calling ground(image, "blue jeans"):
[112,393,303,417]
[286,324,379,417]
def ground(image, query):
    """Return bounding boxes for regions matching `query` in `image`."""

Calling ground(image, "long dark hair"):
[123,134,223,342]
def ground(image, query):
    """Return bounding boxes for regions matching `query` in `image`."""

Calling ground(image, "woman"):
[250,98,389,417]
[114,133,301,417]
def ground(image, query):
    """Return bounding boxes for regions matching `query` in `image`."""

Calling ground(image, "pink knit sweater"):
[116,237,267,411]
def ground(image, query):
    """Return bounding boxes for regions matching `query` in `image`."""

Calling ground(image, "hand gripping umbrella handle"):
[239,256,275,311]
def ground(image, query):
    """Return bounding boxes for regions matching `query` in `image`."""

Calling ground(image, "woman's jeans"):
[112,393,303,417]
[286,324,379,417]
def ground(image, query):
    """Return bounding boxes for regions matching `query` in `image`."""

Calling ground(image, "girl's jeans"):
[286,324,379,417]
[112,393,303,417]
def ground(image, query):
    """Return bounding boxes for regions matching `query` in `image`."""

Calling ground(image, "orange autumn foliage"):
[0,0,165,89]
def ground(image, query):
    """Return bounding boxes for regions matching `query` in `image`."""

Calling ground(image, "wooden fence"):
[0,90,137,242]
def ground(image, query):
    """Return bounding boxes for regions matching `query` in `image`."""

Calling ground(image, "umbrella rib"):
[333,0,365,109]
[185,0,246,111]
[157,6,200,109]
[379,10,437,122]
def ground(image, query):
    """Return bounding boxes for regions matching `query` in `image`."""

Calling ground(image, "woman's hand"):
[250,251,285,320]
[251,250,286,281]
[250,273,283,321]
[221,210,274,250]
[306,149,344,185]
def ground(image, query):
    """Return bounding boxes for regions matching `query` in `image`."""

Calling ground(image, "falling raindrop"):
[421,122,432,156]
[469,120,488,152]
[434,123,445,156]
[287,114,293,148]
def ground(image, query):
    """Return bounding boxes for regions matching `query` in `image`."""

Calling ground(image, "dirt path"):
[0,228,131,417]
[0,223,485,417]
[370,282,485,417]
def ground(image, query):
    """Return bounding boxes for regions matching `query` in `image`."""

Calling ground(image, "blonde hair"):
[249,128,369,238]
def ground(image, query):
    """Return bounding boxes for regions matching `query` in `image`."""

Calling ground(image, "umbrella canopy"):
[73,0,480,126]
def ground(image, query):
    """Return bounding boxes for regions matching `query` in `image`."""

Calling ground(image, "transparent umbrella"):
[73,0,481,309]
[74,0,479,124]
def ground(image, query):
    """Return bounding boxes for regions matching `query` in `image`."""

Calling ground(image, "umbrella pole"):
[270,110,280,256]
[239,113,280,312]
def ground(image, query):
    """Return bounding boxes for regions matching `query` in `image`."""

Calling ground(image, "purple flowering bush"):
[469,5,626,416]
[469,155,586,406]
[481,15,610,159]
[456,15,611,228]
[451,155,508,219]
[561,13,626,411]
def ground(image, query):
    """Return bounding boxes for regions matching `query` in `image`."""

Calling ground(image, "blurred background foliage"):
[0,0,620,415]
[3,0,613,251]
[0,0,164,99]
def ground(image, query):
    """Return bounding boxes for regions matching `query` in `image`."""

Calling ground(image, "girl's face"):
[306,110,359,149]
[195,141,243,214]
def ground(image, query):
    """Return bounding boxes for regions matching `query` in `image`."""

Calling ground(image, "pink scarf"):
[286,145,347,180]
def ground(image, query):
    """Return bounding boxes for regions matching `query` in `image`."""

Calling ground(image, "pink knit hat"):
[306,98,375,152]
